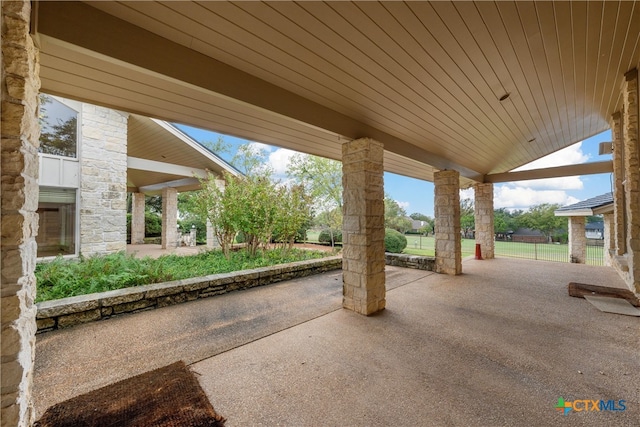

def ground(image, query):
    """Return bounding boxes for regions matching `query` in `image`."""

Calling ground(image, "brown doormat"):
[35,361,226,427]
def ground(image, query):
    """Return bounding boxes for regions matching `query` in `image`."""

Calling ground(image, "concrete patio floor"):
[34,258,638,426]
[126,243,202,258]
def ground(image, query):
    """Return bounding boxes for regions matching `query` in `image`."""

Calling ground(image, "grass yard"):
[402,235,603,265]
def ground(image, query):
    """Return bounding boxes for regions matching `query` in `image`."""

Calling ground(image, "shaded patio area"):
[33,258,638,425]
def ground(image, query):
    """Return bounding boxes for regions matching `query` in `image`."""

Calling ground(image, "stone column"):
[1,1,40,425]
[622,68,640,293]
[603,213,613,267]
[80,104,128,255]
[204,179,225,249]
[568,216,586,264]
[611,111,626,255]
[161,187,178,249]
[473,183,494,259]
[434,170,462,275]
[130,192,145,244]
[206,219,220,249]
[342,138,385,315]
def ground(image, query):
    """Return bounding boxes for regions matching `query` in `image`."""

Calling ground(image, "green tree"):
[384,195,412,233]
[287,153,342,245]
[460,198,475,238]
[272,184,314,252]
[409,212,430,221]
[520,203,567,242]
[195,172,236,258]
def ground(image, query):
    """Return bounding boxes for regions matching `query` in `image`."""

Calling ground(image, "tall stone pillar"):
[568,216,586,264]
[611,112,626,255]
[161,187,178,249]
[622,68,640,293]
[342,138,385,315]
[204,179,225,249]
[473,183,494,259]
[206,219,220,249]
[603,213,613,267]
[1,1,40,425]
[434,170,462,275]
[131,192,145,244]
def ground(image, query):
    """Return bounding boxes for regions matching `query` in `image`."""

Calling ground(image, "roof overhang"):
[126,115,239,195]
[33,1,640,185]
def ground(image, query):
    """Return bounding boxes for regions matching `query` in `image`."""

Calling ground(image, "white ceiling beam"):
[484,161,613,183]
[127,156,208,179]
[138,178,201,193]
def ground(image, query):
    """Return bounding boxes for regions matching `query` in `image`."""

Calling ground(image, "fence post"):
[534,243,538,260]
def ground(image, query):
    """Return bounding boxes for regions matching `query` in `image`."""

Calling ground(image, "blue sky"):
[175,123,613,218]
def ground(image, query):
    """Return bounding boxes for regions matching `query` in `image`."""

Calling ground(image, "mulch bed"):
[35,361,225,427]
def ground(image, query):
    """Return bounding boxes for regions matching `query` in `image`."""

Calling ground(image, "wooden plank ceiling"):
[34,1,640,184]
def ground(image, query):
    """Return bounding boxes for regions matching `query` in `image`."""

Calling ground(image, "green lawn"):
[403,235,604,265]
[307,231,603,265]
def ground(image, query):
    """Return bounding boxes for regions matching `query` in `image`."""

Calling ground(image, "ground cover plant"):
[35,248,329,303]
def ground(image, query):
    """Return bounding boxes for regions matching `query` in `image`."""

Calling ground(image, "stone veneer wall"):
[568,217,586,264]
[130,192,145,244]
[1,1,40,425]
[474,183,494,259]
[434,170,462,275]
[603,213,613,267]
[385,253,435,271]
[611,112,626,256]
[622,69,640,294]
[341,138,386,315]
[161,187,178,249]
[80,104,128,255]
[35,256,342,332]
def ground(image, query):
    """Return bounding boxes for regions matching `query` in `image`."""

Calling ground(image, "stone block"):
[57,309,101,328]
[145,283,185,299]
[36,296,99,318]
[112,299,155,315]
[99,290,144,307]
[35,318,55,332]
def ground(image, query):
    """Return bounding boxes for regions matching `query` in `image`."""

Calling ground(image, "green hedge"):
[318,229,342,244]
[385,228,407,253]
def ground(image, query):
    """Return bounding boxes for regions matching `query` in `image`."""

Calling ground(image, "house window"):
[36,188,77,257]
[38,94,78,158]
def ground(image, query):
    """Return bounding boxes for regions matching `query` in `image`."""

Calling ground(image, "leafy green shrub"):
[384,228,407,253]
[35,248,329,302]
[145,212,162,237]
[318,229,342,244]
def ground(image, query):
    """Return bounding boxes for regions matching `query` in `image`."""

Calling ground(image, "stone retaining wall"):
[36,256,342,333]
[385,253,435,271]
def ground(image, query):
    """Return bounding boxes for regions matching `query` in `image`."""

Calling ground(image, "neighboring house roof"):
[127,114,241,195]
[554,192,613,216]
[512,228,545,236]
[410,219,425,230]
[585,222,604,231]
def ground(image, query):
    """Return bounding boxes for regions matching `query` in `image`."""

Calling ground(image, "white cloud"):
[460,188,475,201]
[514,142,589,171]
[245,141,272,156]
[494,184,579,210]
[397,200,410,211]
[268,148,297,176]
